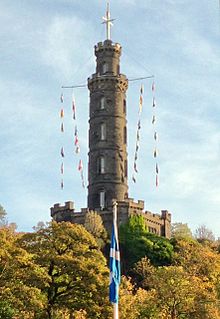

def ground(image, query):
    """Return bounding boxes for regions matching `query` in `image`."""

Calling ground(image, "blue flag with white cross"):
[109,212,121,304]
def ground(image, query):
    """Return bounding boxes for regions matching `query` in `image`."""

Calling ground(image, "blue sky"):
[0,0,220,236]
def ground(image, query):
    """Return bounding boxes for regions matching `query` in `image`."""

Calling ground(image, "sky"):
[0,0,220,236]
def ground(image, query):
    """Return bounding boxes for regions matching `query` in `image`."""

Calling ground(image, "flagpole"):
[113,302,119,319]
[112,200,119,319]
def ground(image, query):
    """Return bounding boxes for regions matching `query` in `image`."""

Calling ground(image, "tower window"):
[97,156,105,174]
[103,62,109,74]
[100,97,105,109]
[100,123,106,140]
[124,127,127,144]
[124,160,128,177]
[123,99,126,114]
[100,190,105,210]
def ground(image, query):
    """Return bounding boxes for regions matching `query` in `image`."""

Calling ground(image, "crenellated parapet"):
[95,40,122,56]
[88,75,128,94]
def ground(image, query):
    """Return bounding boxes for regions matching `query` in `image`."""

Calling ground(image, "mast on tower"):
[102,2,115,40]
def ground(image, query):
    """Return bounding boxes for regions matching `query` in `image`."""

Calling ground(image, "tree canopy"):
[0,211,220,319]
[120,215,174,271]
[1,222,111,319]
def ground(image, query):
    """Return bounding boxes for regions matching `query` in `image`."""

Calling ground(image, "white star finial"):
[102,2,115,40]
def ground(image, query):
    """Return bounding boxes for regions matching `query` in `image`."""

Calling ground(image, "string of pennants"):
[132,81,159,187]
[59,93,85,190]
[59,80,159,189]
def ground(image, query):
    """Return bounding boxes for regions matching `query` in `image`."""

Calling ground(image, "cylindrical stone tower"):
[88,39,128,210]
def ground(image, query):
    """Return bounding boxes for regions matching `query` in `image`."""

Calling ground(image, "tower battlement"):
[50,199,171,238]
[95,40,121,55]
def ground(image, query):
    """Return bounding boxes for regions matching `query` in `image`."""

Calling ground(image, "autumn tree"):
[171,222,193,240]
[18,221,111,319]
[0,205,7,227]
[84,210,108,248]
[0,226,45,318]
[195,224,215,242]
[119,276,159,319]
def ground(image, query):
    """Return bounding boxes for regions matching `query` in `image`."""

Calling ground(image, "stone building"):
[51,6,171,238]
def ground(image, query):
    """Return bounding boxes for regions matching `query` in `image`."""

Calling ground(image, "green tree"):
[0,301,14,319]
[120,215,174,271]
[18,221,111,319]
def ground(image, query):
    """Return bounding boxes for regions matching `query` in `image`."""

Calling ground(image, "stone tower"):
[50,4,172,239]
[87,40,128,211]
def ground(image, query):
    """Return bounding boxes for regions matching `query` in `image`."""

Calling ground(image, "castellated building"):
[51,34,171,238]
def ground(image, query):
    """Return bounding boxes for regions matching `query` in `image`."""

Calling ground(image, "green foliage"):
[120,215,174,271]
[0,301,14,319]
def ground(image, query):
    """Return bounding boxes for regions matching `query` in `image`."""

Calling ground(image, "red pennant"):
[60,109,64,118]
[78,159,83,171]
[156,174,159,187]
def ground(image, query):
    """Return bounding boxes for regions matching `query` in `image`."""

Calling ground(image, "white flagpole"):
[112,200,119,319]
[113,303,119,319]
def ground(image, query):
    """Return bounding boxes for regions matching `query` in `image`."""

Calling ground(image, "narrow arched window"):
[97,156,105,174]
[123,99,126,114]
[124,160,128,177]
[103,62,109,74]
[100,97,105,109]
[100,123,106,140]
[124,127,127,144]
[100,190,105,210]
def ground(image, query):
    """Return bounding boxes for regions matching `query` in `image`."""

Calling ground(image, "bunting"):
[61,162,64,175]
[58,89,86,190]
[72,95,76,120]
[60,93,65,189]
[61,147,65,158]
[132,84,143,183]
[152,115,156,125]
[60,109,64,118]
[71,92,85,188]
[74,125,80,154]
[151,81,159,187]
[78,159,85,188]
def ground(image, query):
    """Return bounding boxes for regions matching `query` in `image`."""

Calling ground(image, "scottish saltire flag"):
[109,211,121,304]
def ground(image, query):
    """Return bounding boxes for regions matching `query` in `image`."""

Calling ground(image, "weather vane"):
[102,2,115,40]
